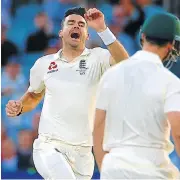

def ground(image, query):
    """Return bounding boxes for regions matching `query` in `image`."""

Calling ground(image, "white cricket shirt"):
[28,48,110,146]
[96,50,180,153]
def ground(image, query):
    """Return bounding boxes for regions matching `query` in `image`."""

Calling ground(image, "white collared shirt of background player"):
[28,47,116,146]
[95,50,180,154]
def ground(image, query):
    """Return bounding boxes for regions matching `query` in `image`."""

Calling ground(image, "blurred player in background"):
[93,13,180,179]
[5,7,128,179]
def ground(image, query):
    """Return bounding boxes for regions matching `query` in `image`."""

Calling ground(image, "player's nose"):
[73,26,80,29]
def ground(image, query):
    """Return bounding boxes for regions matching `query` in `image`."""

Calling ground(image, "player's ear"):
[140,33,146,46]
[86,33,90,40]
[166,42,173,52]
[59,30,63,38]
[141,33,146,41]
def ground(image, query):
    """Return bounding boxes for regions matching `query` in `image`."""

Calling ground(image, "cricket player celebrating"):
[5,7,128,179]
[93,13,180,179]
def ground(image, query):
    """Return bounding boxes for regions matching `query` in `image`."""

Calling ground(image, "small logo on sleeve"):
[47,62,58,74]
[76,60,88,75]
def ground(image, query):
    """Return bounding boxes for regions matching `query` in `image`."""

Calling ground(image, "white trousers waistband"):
[33,134,92,154]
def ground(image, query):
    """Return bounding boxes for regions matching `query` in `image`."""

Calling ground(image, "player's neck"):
[62,46,85,62]
[142,44,165,61]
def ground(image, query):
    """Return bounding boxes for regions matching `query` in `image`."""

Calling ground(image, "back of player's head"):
[61,7,86,28]
[141,13,180,42]
[140,13,180,58]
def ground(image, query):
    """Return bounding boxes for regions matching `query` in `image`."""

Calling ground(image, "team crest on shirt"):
[47,62,58,74]
[76,60,88,75]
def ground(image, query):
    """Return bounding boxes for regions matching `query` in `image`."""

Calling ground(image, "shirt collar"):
[54,48,91,61]
[132,50,163,65]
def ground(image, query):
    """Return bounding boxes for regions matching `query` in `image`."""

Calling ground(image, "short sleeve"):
[28,59,45,93]
[164,77,180,113]
[96,71,112,111]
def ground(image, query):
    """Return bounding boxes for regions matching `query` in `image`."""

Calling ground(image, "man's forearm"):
[175,140,180,157]
[93,134,108,171]
[97,28,129,64]
[107,40,129,64]
[168,112,180,157]
[93,109,108,171]
[20,90,44,113]
[86,8,129,63]
[172,135,180,157]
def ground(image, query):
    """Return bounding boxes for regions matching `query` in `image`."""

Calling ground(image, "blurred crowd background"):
[1,0,180,179]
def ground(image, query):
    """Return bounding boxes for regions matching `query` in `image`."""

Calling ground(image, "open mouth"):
[70,32,80,40]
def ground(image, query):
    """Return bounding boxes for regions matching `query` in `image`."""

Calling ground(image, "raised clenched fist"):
[6,100,23,117]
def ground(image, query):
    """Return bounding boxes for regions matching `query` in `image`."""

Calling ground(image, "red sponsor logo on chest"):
[47,62,58,74]
[48,62,57,70]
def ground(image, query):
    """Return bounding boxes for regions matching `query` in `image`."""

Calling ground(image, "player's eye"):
[79,23,85,27]
[68,21,74,25]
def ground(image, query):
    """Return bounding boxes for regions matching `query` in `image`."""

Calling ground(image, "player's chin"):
[69,40,81,47]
